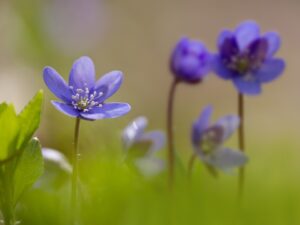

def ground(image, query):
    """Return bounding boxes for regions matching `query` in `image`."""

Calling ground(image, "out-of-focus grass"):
[17,136,300,225]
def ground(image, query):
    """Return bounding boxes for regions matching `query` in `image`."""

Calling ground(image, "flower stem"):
[166,79,179,188]
[71,117,81,224]
[187,154,197,178]
[0,167,15,225]
[238,93,245,198]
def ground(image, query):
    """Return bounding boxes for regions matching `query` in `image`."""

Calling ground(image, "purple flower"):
[43,56,131,120]
[192,106,247,171]
[122,117,165,176]
[170,37,212,84]
[213,21,285,95]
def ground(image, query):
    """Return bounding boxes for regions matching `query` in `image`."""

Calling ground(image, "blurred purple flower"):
[213,21,285,95]
[43,56,131,120]
[192,106,247,171]
[122,117,165,176]
[37,148,71,190]
[42,148,72,173]
[170,37,212,84]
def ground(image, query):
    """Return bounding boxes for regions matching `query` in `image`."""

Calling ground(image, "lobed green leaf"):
[0,104,19,160]
[17,90,44,150]
[13,137,44,205]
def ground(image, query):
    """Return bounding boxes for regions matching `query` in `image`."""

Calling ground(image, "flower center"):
[70,86,104,112]
[128,140,152,159]
[200,131,219,154]
[222,38,268,76]
[226,55,251,75]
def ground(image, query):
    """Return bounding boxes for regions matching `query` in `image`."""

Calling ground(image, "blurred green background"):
[0,0,299,224]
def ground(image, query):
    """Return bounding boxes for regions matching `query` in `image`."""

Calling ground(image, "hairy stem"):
[166,79,179,188]
[238,93,245,198]
[71,118,81,224]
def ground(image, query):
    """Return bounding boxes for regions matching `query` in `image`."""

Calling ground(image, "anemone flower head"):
[170,37,212,84]
[122,117,165,176]
[192,106,248,171]
[213,20,285,95]
[43,56,131,120]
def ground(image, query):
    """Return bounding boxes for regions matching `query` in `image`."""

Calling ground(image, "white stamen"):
[69,85,104,112]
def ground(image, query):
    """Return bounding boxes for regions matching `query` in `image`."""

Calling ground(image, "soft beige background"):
[0,0,298,160]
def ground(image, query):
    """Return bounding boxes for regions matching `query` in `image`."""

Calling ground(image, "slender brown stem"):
[166,79,179,188]
[71,117,80,224]
[187,154,197,178]
[238,93,245,198]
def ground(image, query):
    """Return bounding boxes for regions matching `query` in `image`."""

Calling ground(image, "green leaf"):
[13,138,44,205]
[0,104,19,160]
[0,102,8,113]
[17,90,44,150]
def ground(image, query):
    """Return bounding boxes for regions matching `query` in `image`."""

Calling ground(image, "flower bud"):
[170,37,212,83]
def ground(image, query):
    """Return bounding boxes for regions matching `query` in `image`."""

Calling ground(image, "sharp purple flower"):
[170,37,212,84]
[192,106,248,171]
[122,117,165,176]
[213,21,285,95]
[43,56,131,120]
